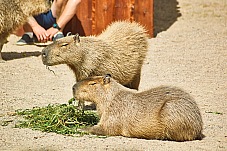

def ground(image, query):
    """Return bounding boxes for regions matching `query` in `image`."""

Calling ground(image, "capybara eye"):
[89,82,96,85]
[61,43,69,47]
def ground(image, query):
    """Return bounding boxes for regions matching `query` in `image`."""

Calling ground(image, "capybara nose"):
[72,85,75,92]
[41,48,48,59]
[72,84,76,96]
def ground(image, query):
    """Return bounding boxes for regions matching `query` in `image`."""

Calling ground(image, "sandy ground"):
[0,0,227,150]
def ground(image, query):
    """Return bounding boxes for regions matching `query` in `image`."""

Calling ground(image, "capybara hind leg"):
[88,125,106,136]
[0,53,3,63]
[0,44,5,63]
[132,73,141,90]
[125,73,141,90]
[124,73,140,90]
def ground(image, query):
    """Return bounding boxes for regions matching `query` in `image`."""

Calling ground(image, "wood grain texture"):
[63,0,153,37]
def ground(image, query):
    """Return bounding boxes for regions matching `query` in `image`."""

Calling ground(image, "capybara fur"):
[0,0,51,61]
[72,74,203,141]
[42,21,148,90]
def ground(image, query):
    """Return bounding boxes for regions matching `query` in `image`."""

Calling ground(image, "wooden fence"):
[64,0,153,37]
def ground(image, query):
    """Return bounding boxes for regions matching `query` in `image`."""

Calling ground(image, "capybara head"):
[42,34,83,66]
[72,74,112,103]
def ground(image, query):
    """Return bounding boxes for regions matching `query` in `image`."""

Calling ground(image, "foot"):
[34,38,53,46]
[16,34,34,46]
[34,32,64,46]
[53,32,64,41]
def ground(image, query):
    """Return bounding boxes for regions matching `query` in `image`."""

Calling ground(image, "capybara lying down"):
[72,74,203,141]
[42,21,148,90]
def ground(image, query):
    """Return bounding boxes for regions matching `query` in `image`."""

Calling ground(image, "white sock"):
[25,32,33,38]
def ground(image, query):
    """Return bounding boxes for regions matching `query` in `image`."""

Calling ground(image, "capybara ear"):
[73,33,80,44]
[66,32,72,36]
[103,74,111,84]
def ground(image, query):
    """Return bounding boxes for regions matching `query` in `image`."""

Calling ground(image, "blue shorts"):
[34,10,56,30]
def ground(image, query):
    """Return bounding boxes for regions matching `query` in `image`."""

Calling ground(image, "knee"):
[54,0,81,9]
[74,0,81,5]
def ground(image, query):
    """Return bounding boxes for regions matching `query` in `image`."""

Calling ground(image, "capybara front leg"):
[77,100,85,110]
[88,125,107,136]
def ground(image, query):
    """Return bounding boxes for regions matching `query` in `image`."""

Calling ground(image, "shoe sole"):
[34,41,53,46]
[16,42,34,46]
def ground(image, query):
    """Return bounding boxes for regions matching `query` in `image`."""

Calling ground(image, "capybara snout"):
[41,48,48,59]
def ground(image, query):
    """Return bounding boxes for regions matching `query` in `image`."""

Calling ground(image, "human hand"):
[32,25,49,42]
[46,27,59,41]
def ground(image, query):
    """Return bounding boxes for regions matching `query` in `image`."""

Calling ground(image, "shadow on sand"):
[2,51,41,61]
[154,0,181,37]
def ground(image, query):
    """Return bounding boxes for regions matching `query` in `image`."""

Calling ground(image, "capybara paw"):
[88,125,106,136]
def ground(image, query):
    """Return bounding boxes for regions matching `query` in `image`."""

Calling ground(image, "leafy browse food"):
[15,103,99,136]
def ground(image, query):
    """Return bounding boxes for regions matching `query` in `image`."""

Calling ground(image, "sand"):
[0,0,227,150]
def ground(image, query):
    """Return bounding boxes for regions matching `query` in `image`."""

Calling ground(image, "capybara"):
[42,21,148,90]
[72,74,203,141]
[0,0,51,61]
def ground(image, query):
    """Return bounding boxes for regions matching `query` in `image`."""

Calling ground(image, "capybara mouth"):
[42,59,52,66]
[42,58,61,66]
[41,48,52,65]
[42,60,53,66]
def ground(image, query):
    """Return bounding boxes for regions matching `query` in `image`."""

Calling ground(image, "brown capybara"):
[41,21,148,90]
[0,0,51,61]
[72,74,203,141]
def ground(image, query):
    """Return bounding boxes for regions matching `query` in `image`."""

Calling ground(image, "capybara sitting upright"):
[42,21,148,90]
[72,74,203,141]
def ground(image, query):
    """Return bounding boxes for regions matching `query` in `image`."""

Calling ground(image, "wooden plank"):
[64,0,154,37]
[114,0,133,21]
[63,0,92,36]
[134,0,153,37]
[75,0,92,36]
[92,0,115,35]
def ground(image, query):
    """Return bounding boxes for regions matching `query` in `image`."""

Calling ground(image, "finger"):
[40,35,43,41]
[49,35,53,41]
[36,35,40,41]
[45,33,50,37]
[43,35,48,42]
[43,34,48,41]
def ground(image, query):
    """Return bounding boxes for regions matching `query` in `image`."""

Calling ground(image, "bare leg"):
[20,0,65,34]
[51,0,81,32]
[22,22,33,33]
[51,0,67,19]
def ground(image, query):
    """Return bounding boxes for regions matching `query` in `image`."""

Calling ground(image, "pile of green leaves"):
[15,103,99,136]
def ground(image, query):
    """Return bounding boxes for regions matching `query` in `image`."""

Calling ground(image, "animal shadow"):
[2,51,41,61]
